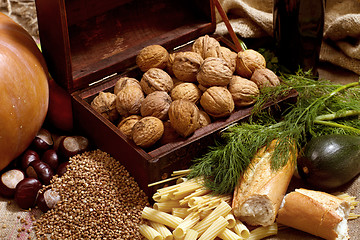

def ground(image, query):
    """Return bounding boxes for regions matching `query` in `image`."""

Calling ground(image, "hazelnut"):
[217,46,237,73]
[228,76,260,107]
[168,99,200,137]
[136,45,169,72]
[251,68,280,88]
[172,51,203,82]
[192,35,220,59]
[198,110,212,128]
[235,49,266,78]
[117,115,142,139]
[140,91,172,120]
[132,116,164,148]
[91,91,119,122]
[197,57,233,87]
[170,82,202,104]
[200,86,234,118]
[114,77,141,95]
[116,85,144,116]
[140,68,174,95]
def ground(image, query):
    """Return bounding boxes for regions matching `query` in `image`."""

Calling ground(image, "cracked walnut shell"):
[200,86,234,118]
[228,76,259,107]
[172,51,203,82]
[136,45,169,72]
[140,68,174,95]
[170,82,202,104]
[132,116,164,148]
[168,99,200,137]
[235,49,266,78]
[140,91,172,120]
[115,86,144,117]
[251,68,280,89]
[117,115,142,139]
[197,57,233,87]
[91,91,119,122]
[192,35,220,59]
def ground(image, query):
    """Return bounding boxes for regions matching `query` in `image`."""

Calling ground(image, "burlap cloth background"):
[0,0,359,239]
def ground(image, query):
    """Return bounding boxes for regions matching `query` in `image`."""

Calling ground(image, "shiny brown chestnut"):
[0,169,25,198]
[58,136,90,157]
[56,161,69,177]
[14,178,42,209]
[31,128,54,152]
[26,160,54,185]
[41,149,59,171]
[36,188,61,212]
[20,149,40,171]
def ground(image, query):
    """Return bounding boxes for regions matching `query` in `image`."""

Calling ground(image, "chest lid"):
[35,0,215,92]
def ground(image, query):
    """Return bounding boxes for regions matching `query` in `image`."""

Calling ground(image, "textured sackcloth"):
[215,0,360,75]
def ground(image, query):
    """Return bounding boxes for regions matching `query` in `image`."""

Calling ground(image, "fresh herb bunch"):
[189,69,360,195]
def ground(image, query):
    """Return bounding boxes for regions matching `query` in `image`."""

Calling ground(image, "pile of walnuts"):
[91,35,280,148]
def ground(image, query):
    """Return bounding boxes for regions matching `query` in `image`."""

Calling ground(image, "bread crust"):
[277,189,350,240]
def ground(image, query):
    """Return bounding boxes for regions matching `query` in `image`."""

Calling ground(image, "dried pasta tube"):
[218,228,243,240]
[184,229,199,240]
[198,216,229,240]
[233,220,250,239]
[139,224,164,240]
[142,207,183,229]
[247,223,278,240]
[149,221,173,240]
[172,208,190,219]
[224,213,236,228]
[173,212,200,238]
[169,180,204,200]
[154,200,182,213]
[192,201,232,235]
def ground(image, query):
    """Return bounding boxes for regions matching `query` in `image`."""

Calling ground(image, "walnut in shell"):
[140,68,174,95]
[217,46,237,73]
[115,86,144,117]
[250,68,280,89]
[159,120,182,145]
[166,52,177,76]
[91,91,119,122]
[200,86,234,118]
[140,91,172,120]
[168,99,200,137]
[235,49,266,78]
[172,51,203,82]
[198,110,212,128]
[192,35,220,59]
[132,116,164,148]
[117,115,142,139]
[170,82,202,104]
[136,45,169,72]
[228,76,259,107]
[114,77,141,95]
[197,57,233,87]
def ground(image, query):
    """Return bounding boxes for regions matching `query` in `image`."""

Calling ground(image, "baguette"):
[277,188,351,240]
[232,139,296,226]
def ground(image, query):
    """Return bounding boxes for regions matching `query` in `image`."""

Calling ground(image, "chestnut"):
[36,188,61,212]
[31,128,54,152]
[0,169,25,198]
[20,149,40,171]
[14,178,42,209]
[58,135,90,157]
[26,160,54,185]
[41,149,59,170]
[56,161,69,177]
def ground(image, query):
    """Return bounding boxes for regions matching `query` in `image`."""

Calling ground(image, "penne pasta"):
[247,223,278,240]
[169,181,204,200]
[224,213,236,229]
[233,220,250,239]
[183,229,199,240]
[154,200,182,213]
[142,207,183,229]
[180,188,211,206]
[198,216,229,240]
[199,209,212,220]
[173,212,200,239]
[218,228,243,240]
[139,224,164,240]
[172,208,191,219]
[192,201,232,235]
[149,221,173,240]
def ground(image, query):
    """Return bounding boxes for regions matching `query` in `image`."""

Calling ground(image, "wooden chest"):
[35,0,297,197]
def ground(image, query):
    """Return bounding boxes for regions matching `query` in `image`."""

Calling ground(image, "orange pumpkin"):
[0,13,49,171]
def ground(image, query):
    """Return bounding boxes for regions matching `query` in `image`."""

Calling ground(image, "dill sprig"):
[189,70,360,195]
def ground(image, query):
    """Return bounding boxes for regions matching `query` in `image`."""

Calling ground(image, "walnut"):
[136,45,169,72]
[91,91,119,122]
[115,86,144,117]
[132,116,164,148]
[159,120,182,145]
[168,99,200,137]
[140,68,174,95]
[117,115,142,139]
[228,75,259,107]
[197,57,233,87]
[192,35,220,59]
[250,68,280,89]
[235,49,266,78]
[166,52,177,76]
[200,86,234,118]
[140,91,172,120]
[217,46,237,73]
[114,77,141,95]
[170,82,202,104]
[172,51,203,82]
[198,110,212,128]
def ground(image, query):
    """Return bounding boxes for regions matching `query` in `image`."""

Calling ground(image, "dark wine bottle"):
[273,0,325,74]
